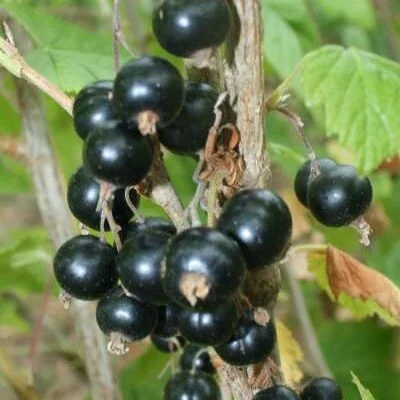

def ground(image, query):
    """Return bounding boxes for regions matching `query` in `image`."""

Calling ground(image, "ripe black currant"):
[151,334,186,353]
[215,314,276,366]
[253,385,300,399]
[217,189,292,269]
[113,56,184,133]
[180,345,215,375]
[301,378,343,400]
[294,158,337,207]
[154,303,182,338]
[83,121,153,187]
[179,298,240,346]
[152,0,232,58]
[67,166,140,230]
[73,80,116,140]
[53,235,117,300]
[164,371,221,400]
[163,227,247,308]
[307,165,373,227]
[158,82,218,155]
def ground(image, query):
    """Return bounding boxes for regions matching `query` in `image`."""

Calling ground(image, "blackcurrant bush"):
[73,80,116,140]
[154,303,182,338]
[307,165,373,227]
[164,371,221,400]
[163,227,247,308]
[215,314,276,366]
[301,378,343,400]
[53,235,117,300]
[294,158,337,207]
[83,121,153,187]
[67,166,140,230]
[151,334,185,353]
[180,345,215,375]
[253,385,300,400]
[117,230,171,305]
[179,298,240,346]
[217,189,292,269]
[153,0,232,58]
[158,82,218,155]
[113,56,184,132]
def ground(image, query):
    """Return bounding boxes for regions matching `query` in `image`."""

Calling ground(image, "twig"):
[185,181,206,226]
[112,0,121,71]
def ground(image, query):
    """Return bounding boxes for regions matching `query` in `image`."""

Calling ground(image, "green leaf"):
[0,298,29,332]
[351,372,376,400]
[300,45,400,174]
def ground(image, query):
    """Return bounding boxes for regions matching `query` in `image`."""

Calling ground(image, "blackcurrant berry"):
[301,378,343,400]
[67,166,140,230]
[73,80,116,140]
[164,371,221,400]
[117,230,171,305]
[180,345,215,375]
[163,227,247,308]
[158,82,218,155]
[153,0,232,58]
[113,56,184,132]
[154,303,183,338]
[151,334,185,353]
[83,121,153,187]
[215,315,276,366]
[253,385,300,400]
[307,165,373,227]
[53,235,117,300]
[294,158,337,207]
[179,298,240,346]
[217,189,292,269]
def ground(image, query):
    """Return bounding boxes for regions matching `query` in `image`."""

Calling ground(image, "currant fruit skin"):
[153,0,232,58]
[179,298,240,346]
[294,158,337,207]
[151,334,186,353]
[180,345,216,375]
[83,121,153,187]
[53,235,118,300]
[67,166,140,230]
[113,56,184,127]
[307,165,373,227]
[253,385,300,400]
[301,378,343,400]
[215,315,276,366]
[96,287,158,341]
[153,303,182,337]
[217,189,292,269]
[164,371,221,400]
[163,227,247,308]
[158,82,218,155]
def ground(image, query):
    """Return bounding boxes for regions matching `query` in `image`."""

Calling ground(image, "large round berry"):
[253,385,300,399]
[151,334,185,353]
[307,165,373,227]
[154,303,182,337]
[215,315,276,366]
[301,378,342,400]
[217,189,292,269]
[113,56,184,131]
[67,166,140,230]
[153,0,232,58]
[179,298,239,345]
[165,371,221,400]
[180,345,215,375]
[83,121,153,187]
[158,82,218,155]
[53,235,117,300]
[294,158,337,207]
[96,287,158,341]
[117,230,171,305]
[163,227,246,308]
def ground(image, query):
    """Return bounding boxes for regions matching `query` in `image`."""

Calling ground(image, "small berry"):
[253,385,300,399]
[151,334,185,353]
[301,378,343,400]
[154,303,183,338]
[180,345,215,375]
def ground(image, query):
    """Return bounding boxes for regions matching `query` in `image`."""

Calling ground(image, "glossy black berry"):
[179,298,240,345]
[301,378,343,400]
[165,371,221,400]
[153,0,232,58]
[215,315,276,366]
[163,227,247,308]
[154,303,182,337]
[217,189,292,269]
[180,345,215,375]
[253,385,300,400]
[151,334,185,353]
[53,235,117,300]
[96,287,158,341]
[83,121,153,187]
[307,165,373,227]
[117,230,171,305]
[67,166,140,230]
[158,82,218,155]
[113,56,184,129]
[294,158,337,207]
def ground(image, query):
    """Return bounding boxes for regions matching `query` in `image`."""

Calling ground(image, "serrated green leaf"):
[351,372,376,400]
[307,249,334,298]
